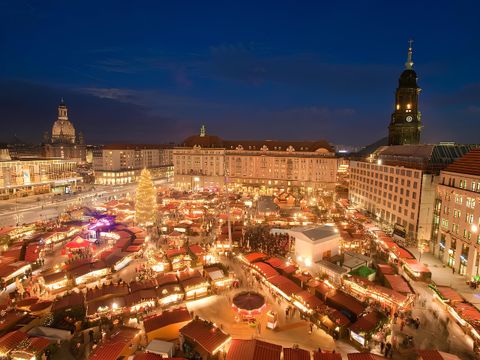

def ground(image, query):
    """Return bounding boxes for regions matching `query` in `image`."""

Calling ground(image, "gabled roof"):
[88,327,139,360]
[349,311,383,333]
[347,353,387,360]
[143,308,192,333]
[0,330,28,354]
[283,347,310,360]
[227,339,282,360]
[180,319,231,354]
[327,290,365,317]
[313,352,342,360]
[52,292,85,312]
[253,262,279,280]
[133,353,187,360]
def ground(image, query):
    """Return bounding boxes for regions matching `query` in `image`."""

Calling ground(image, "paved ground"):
[0,184,137,226]
[186,256,358,356]
[408,247,480,309]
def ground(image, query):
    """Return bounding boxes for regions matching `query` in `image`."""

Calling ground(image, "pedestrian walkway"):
[408,247,480,309]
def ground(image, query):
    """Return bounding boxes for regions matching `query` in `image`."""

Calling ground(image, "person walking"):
[384,342,392,357]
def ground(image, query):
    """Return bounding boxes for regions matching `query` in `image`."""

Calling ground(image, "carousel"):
[232,291,266,322]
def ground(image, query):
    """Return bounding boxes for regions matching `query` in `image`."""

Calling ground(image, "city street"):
[0,183,137,226]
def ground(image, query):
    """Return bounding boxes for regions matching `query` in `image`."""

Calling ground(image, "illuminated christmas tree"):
[135,168,157,226]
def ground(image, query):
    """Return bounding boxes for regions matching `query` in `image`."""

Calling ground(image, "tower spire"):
[405,39,414,69]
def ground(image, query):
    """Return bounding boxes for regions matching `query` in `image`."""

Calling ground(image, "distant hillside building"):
[173,126,338,195]
[93,144,174,185]
[43,99,86,161]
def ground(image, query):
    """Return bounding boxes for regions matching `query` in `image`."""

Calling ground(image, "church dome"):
[52,119,76,143]
[399,69,418,88]
[51,99,76,144]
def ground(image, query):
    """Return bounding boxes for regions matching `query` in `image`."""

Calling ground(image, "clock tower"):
[388,41,422,145]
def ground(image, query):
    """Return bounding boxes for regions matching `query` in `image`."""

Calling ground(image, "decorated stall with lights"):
[178,269,209,300]
[348,311,385,349]
[204,266,234,289]
[343,276,414,311]
[41,271,69,292]
[69,260,110,286]
[431,285,480,349]
[231,291,266,321]
[166,248,192,271]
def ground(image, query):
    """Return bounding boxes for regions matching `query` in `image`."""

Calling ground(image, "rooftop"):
[101,144,173,150]
[180,319,231,355]
[374,143,475,173]
[178,133,334,153]
[144,308,192,333]
[443,148,480,176]
[227,339,282,360]
[289,225,338,243]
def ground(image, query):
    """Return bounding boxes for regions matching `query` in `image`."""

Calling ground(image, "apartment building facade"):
[173,128,338,194]
[93,144,173,185]
[435,149,480,277]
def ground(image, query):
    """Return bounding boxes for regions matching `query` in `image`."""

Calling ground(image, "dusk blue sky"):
[1,0,479,146]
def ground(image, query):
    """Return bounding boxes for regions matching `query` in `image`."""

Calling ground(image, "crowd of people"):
[242,225,292,256]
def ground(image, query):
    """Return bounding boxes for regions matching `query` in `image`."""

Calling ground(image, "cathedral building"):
[43,99,86,161]
[388,41,422,146]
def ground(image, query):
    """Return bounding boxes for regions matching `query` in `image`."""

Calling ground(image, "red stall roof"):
[144,307,192,333]
[313,352,342,360]
[180,319,231,355]
[403,259,430,274]
[349,311,383,334]
[347,354,387,360]
[327,291,365,317]
[295,291,324,311]
[254,262,279,280]
[376,264,395,275]
[88,327,139,360]
[166,248,186,258]
[0,330,28,354]
[435,286,464,303]
[268,275,303,297]
[244,253,268,264]
[227,339,282,360]
[383,274,412,295]
[454,302,480,323]
[283,347,310,360]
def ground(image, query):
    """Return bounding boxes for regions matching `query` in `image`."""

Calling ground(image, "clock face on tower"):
[406,115,413,122]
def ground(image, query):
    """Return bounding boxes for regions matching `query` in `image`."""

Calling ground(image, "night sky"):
[1,1,479,147]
